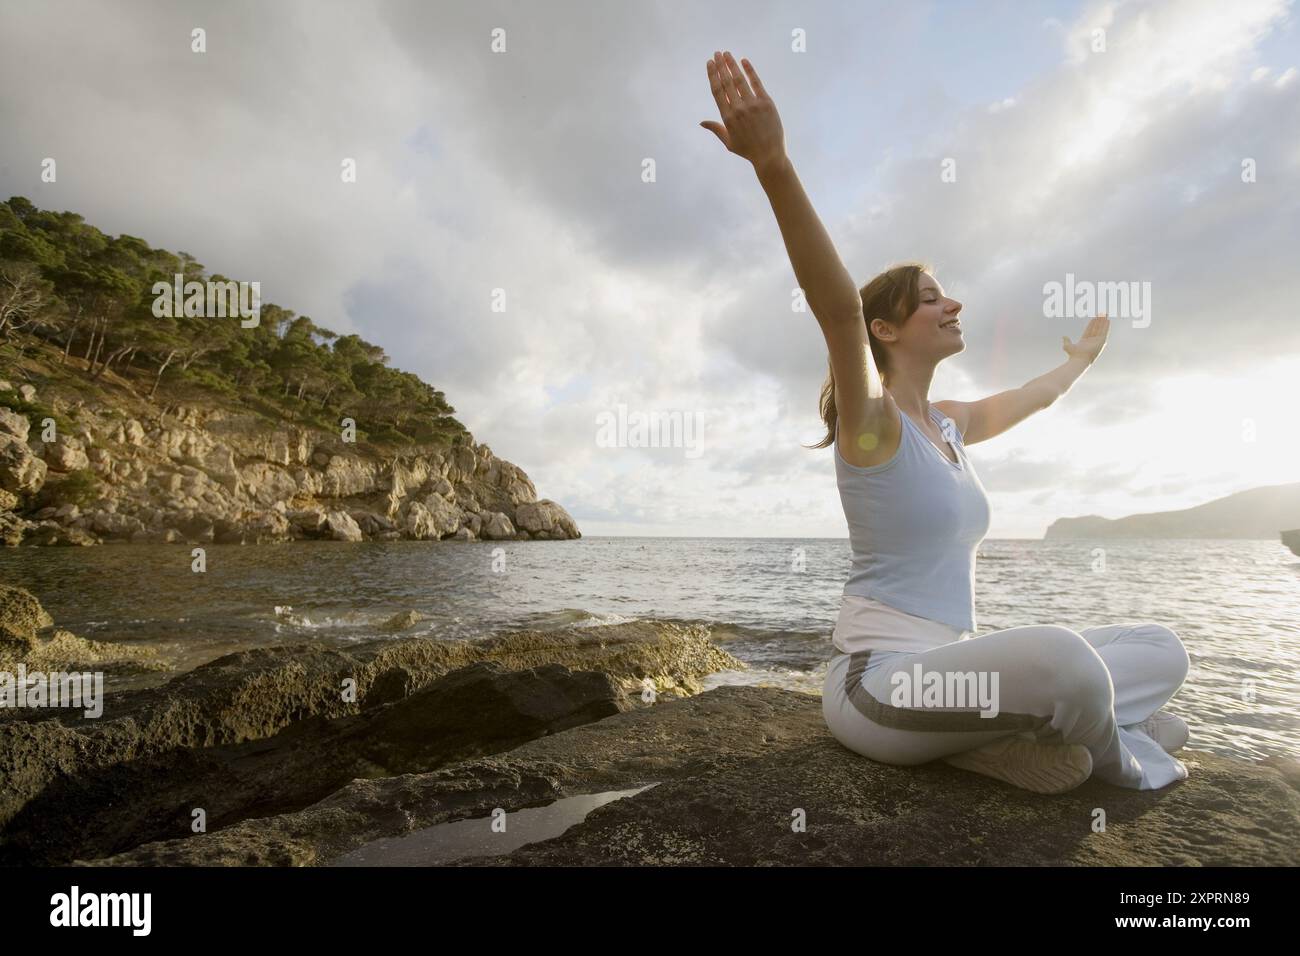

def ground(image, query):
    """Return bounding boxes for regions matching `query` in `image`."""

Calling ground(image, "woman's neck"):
[883,358,939,418]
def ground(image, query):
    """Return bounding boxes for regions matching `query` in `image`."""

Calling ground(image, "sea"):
[2,537,1296,762]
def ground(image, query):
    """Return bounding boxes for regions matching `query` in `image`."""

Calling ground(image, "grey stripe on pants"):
[842,650,1052,733]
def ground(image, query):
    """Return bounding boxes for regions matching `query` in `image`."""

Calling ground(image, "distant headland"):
[1044,482,1300,541]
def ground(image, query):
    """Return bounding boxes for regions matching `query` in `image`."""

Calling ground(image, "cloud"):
[1,0,1296,537]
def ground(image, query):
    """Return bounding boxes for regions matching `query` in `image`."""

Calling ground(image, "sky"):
[1,0,1297,538]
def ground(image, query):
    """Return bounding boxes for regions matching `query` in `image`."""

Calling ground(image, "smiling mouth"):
[941,319,962,330]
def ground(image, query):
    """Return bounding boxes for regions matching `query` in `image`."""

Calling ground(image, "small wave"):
[573,611,638,628]
[672,618,827,645]
[508,608,641,630]
[273,605,316,629]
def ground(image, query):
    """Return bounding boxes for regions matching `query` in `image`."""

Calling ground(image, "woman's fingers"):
[741,57,769,99]
[723,51,753,99]
[715,50,742,104]
[706,56,730,116]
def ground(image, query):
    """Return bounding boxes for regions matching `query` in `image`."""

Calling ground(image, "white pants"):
[822,599,1191,790]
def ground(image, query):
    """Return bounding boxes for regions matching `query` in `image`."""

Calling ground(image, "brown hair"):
[811,261,933,449]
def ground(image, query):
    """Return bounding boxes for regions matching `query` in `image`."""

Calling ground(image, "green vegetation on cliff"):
[0,196,468,449]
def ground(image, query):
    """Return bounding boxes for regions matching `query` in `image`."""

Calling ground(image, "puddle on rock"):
[329,784,660,866]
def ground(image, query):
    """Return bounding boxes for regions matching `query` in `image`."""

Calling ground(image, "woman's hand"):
[700,51,787,175]
[1062,313,1110,365]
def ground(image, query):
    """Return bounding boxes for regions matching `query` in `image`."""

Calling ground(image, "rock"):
[350,511,395,536]
[129,528,184,544]
[0,626,166,685]
[211,516,246,544]
[421,493,461,537]
[90,510,146,539]
[14,661,625,865]
[239,463,297,506]
[383,461,417,499]
[0,408,30,441]
[85,446,110,475]
[481,511,516,540]
[200,444,241,494]
[42,435,90,472]
[452,698,1300,867]
[0,435,46,495]
[67,684,1300,868]
[8,398,580,548]
[243,511,290,543]
[323,510,363,542]
[0,511,30,546]
[403,502,438,540]
[0,584,54,651]
[159,426,214,467]
[321,456,379,497]
[290,466,322,497]
[171,510,214,539]
[514,499,580,539]
[17,384,36,402]
[452,527,475,541]
[0,620,739,864]
[447,445,478,483]
[20,523,98,546]
[381,610,423,631]
[288,508,328,536]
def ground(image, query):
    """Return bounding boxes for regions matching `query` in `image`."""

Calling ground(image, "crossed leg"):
[1077,621,1190,728]
[822,621,1191,790]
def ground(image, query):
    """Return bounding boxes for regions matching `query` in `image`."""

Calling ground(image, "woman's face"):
[898,272,965,361]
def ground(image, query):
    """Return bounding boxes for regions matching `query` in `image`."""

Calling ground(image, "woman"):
[701,51,1189,793]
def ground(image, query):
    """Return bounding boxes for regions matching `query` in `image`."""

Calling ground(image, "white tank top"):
[834,402,991,634]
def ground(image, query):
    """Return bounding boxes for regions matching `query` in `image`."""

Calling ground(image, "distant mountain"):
[1043,482,1300,540]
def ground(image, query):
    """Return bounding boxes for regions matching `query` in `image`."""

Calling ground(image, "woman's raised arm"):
[701,51,897,459]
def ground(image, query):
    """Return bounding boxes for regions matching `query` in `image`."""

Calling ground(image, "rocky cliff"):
[0,376,579,546]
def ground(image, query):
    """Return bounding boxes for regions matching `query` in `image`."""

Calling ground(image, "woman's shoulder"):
[834,417,906,473]
[930,400,968,444]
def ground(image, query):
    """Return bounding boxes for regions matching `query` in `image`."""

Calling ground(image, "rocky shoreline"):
[2,586,1297,866]
[0,379,579,547]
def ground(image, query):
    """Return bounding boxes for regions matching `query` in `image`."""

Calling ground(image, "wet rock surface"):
[75,685,1300,867]
[0,588,741,864]
[3,587,1296,867]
